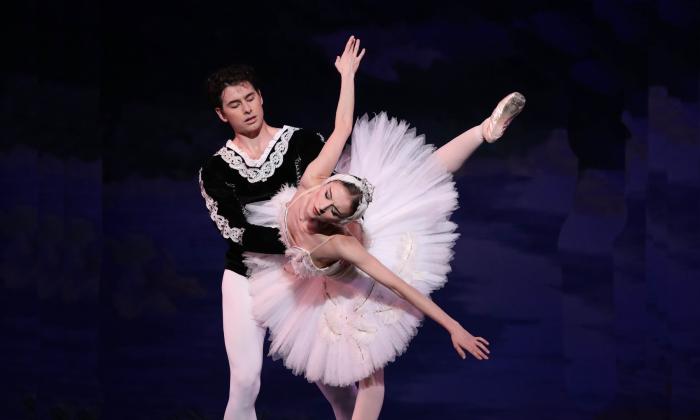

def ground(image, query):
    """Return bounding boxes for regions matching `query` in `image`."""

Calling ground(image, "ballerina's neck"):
[285,187,320,245]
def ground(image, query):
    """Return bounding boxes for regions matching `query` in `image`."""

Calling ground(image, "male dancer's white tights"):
[221,270,358,420]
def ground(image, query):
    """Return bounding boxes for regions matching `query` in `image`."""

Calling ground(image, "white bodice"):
[283,246,348,278]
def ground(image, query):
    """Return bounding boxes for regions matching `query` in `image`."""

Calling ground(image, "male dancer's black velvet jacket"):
[199,126,325,275]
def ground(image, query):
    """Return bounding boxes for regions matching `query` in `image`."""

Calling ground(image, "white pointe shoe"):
[481,92,526,143]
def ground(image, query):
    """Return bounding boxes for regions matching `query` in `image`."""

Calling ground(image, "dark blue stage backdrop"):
[2,1,699,419]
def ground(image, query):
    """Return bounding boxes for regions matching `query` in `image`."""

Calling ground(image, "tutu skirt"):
[244,113,459,386]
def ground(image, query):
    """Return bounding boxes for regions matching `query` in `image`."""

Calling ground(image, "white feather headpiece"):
[323,173,374,223]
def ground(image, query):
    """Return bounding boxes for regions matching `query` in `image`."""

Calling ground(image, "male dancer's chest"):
[220,152,302,207]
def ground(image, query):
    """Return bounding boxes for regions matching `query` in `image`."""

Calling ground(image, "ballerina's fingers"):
[470,345,488,360]
[463,344,482,360]
[468,339,490,360]
[475,338,490,355]
[476,343,490,356]
[344,35,355,53]
[351,38,365,66]
[453,341,467,359]
[476,336,490,346]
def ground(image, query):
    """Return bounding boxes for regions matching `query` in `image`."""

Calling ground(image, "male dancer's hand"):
[335,35,365,78]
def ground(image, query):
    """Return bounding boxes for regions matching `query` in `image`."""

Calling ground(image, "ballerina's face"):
[306,181,356,223]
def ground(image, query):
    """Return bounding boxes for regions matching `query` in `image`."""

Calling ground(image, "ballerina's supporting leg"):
[317,382,358,420]
[433,92,526,174]
[351,369,385,420]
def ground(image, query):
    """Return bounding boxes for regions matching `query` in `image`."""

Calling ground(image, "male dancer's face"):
[215,81,264,135]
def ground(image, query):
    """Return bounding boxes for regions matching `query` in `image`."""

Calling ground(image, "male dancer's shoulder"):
[199,149,231,180]
[289,127,326,145]
[289,127,326,157]
[288,127,326,181]
[199,141,256,185]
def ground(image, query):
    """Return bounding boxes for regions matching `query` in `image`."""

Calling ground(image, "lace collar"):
[226,125,290,167]
[215,126,299,183]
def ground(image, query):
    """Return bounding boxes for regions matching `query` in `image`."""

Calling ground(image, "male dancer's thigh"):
[221,269,266,417]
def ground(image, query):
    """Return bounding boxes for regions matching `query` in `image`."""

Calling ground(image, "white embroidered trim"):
[225,125,290,167]
[217,126,299,183]
[198,169,244,243]
[294,156,302,183]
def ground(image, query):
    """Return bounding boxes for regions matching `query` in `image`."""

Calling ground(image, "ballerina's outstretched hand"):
[335,35,366,77]
[450,326,490,360]
[301,35,365,188]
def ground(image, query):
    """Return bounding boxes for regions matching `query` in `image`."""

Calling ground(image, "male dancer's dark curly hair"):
[206,64,260,108]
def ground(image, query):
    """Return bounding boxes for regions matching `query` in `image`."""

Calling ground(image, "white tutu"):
[244,113,459,386]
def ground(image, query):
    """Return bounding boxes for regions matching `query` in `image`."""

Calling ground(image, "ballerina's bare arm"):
[311,233,491,360]
[300,35,366,189]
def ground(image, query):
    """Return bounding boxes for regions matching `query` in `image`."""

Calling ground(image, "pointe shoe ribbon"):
[481,92,526,143]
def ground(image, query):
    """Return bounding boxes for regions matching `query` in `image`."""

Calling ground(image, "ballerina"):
[244,35,525,419]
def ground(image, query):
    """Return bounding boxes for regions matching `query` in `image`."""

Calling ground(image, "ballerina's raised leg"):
[433,92,526,173]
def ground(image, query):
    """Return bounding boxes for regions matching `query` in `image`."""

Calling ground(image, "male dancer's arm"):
[199,162,285,254]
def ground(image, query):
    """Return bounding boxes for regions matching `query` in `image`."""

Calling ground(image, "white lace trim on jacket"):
[198,169,244,243]
[216,126,299,183]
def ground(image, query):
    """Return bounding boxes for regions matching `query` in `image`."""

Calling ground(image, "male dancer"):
[199,55,358,419]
